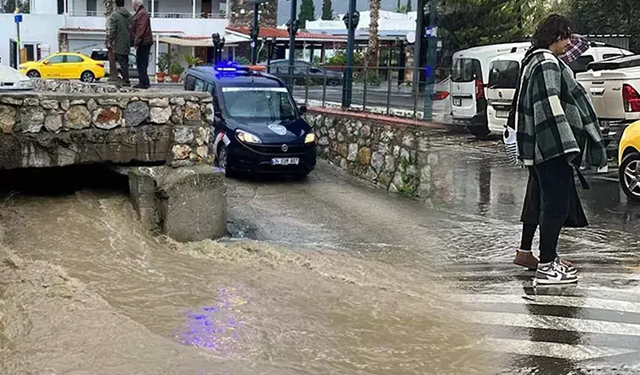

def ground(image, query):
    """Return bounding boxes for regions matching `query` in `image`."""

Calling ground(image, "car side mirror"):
[43,60,50,65]
[298,105,307,114]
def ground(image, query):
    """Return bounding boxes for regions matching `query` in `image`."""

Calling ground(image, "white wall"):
[32,0,60,15]
[0,14,64,65]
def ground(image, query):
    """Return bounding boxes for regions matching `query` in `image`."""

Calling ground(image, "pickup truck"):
[576,55,640,154]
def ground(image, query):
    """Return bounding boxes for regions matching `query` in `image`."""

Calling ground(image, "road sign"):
[14,14,22,23]
[424,26,437,38]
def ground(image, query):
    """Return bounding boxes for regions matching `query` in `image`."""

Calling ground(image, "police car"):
[184,63,317,177]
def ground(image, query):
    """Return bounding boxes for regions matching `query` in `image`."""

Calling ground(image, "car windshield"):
[222,87,297,121]
[452,58,482,83]
[488,60,520,89]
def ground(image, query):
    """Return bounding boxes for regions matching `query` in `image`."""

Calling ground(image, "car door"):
[63,55,85,79]
[39,54,65,79]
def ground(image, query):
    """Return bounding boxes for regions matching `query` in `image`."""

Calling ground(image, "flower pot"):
[170,74,180,83]
[156,72,166,83]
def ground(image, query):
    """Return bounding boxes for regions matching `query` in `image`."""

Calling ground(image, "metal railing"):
[69,11,225,19]
[261,64,452,123]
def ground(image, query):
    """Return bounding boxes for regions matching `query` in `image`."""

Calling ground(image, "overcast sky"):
[276,0,418,23]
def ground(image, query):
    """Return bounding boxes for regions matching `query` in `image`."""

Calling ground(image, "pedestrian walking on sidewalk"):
[131,0,153,89]
[513,15,607,285]
[107,0,133,86]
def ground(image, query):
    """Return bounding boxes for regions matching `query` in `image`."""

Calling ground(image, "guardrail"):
[260,64,452,123]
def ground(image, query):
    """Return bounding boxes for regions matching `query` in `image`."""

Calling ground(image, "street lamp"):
[341,1,359,108]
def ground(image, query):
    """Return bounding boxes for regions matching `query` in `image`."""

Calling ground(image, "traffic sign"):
[14,14,23,23]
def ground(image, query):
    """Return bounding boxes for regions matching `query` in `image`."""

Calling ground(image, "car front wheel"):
[215,144,234,178]
[27,70,40,78]
[619,151,640,201]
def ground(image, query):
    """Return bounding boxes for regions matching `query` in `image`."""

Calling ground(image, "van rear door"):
[451,58,483,120]
[487,59,520,132]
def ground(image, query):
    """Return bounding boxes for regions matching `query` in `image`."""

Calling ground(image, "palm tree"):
[366,0,380,69]
[103,0,117,82]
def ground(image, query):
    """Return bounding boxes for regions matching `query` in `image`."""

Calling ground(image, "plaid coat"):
[515,49,607,168]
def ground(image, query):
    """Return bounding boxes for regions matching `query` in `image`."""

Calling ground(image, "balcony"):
[68,0,227,20]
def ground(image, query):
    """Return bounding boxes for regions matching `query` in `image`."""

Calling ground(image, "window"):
[91,50,109,61]
[185,75,196,91]
[602,54,623,60]
[222,88,296,121]
[194,78,208,92]
[452,58,482,83]
[65,55,84,63]
[568,55,594,74]
[86,0,97,15]
[46,55,65,64]
[488,60,520,89]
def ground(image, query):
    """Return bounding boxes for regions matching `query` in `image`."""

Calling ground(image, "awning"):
[159,34,250,47]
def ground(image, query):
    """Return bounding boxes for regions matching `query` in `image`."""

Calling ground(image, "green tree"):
[321,0,333,20]
[1,0,30,13]
[406,0,412,12]
[565,0,640,52]
[298,0,316,29]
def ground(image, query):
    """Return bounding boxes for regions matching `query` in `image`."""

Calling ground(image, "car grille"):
[244,143,309,155]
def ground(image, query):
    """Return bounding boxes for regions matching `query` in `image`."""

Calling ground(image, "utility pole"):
[341,0,358,108]
[287,0,299,88]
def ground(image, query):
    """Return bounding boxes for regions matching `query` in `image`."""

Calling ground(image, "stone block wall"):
[0,90,213,170]
[306,109,449,199]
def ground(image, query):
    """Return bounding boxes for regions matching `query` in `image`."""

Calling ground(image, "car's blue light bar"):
[214,62,265,74]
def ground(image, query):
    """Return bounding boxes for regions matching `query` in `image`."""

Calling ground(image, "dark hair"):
[531,14,573,50]
[116,0,125,7]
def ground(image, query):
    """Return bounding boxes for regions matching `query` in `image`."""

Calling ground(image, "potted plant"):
[157,52,171,83]
[169,62,184,83]
[184,54,203,68]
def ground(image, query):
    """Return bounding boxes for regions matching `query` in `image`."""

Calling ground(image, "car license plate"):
[453,97,462,106]
[496,110,510,118]
[271,158,299,166]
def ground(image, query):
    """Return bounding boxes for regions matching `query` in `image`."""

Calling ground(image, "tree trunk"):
[366,0,380,69]
[104,0,118,82]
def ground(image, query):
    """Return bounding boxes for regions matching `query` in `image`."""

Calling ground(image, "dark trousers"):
[534,156,574,264]
[115,53,130,84]
[136,44,151,87]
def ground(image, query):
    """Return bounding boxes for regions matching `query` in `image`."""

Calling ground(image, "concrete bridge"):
[0,81,226,242]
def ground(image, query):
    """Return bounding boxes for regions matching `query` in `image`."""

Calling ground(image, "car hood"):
[226,117,312,144]
[0,65,31,85]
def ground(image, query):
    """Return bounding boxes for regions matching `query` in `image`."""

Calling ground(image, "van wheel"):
[619,152,640,201]
[215,144,234,178]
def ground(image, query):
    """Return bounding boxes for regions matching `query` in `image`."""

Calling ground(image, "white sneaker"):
[534,260,578,286]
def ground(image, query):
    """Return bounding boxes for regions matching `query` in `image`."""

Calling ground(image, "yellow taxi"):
[18,52,105,83]
[618,120,640,201]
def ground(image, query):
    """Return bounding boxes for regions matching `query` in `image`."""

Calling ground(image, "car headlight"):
[236,130,262,144]
[18,80,33,89]
[304,133,316,144]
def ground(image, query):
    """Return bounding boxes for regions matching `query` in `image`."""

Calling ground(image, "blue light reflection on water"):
[177,286,249,354]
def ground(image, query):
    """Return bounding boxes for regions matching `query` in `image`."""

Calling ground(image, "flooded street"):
[1,136,640,374]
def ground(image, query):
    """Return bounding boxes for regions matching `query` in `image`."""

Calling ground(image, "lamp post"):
[266,37,276,72]
[341,0,359,108]
[286,0,299,88]
[423,0,438,121]
[250,2,260,64]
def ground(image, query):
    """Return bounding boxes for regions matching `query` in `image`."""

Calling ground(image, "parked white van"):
[450,42,531,138]
[486,43,633,135]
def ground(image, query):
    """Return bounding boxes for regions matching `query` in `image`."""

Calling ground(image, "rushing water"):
[0,167,500,374]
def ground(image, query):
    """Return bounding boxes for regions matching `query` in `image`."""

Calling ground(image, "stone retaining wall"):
[0,90,213,169]
[306,109,449,199]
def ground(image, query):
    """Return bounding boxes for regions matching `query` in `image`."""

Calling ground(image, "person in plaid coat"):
[513,15,607,285]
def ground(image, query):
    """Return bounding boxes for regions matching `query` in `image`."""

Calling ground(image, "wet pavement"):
[0,134,639,374]
[226,138,640,374]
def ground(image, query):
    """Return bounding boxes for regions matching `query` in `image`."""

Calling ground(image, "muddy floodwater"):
[0,168,497,374]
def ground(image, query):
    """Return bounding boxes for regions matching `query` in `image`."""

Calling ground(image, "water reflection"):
[178,287,249,353]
